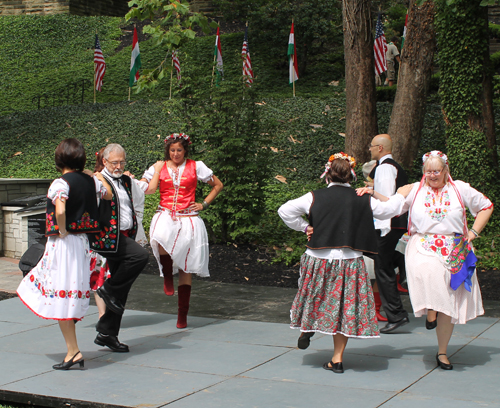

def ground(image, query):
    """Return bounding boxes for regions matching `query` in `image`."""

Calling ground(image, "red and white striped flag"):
[214,27,224,86]
[241,25,254,86]
[172,50,181,85]
[374,13,387,76]
[288,22,299,85]
[94,34,106,91]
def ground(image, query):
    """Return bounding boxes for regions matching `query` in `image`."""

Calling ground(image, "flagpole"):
[94,29,97,104]
[170,52,174,99]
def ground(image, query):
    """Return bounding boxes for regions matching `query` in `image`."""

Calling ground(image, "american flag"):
[241,26,254,86]
[94,35,106,91]
[172,50,181,85]
[373,13,387,76]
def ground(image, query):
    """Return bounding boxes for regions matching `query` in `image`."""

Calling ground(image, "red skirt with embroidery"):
[290,253,379,338]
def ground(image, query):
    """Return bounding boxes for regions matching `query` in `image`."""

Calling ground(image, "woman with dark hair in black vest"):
[278,153,406,374]
[17,138,111,370]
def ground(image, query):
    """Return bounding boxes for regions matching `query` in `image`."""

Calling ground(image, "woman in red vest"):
[142,133,223,328]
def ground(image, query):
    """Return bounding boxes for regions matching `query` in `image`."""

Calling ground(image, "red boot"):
[177,284,191,328]
[160,254,174,296]
[397,274,408,293]
[373,291,388,322]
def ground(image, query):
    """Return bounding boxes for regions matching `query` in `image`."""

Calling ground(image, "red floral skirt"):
[290,254,379,338]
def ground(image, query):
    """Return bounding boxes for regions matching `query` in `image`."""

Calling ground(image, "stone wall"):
[0,0,129,16]
[0,0,214,16]
[0,0,69,15]
[0,179,51,258]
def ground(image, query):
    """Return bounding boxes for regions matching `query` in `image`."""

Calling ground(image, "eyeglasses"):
[106,160,127,167]
[369,144,381,149]
[425,170,442,176]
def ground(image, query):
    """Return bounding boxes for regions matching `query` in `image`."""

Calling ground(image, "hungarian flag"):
[214,27,224,86]
[373,13,387,75]
[241,25,254,86]
[129,27,141,87]
[288,22,299,85]
[94,35,106,91]
[401,12,408,50]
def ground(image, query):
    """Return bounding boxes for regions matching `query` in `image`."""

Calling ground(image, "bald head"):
[369,134,393,160]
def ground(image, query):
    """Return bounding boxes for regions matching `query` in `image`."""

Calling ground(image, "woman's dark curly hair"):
[164,137,190,161]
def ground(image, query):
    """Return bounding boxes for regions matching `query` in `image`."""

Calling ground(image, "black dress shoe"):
[436,353,453,370]
[322,360,344,373]
[297,332,315,350]
[379,317,410,334]
[53,351,84,370]
[426,312,438,330]
[95,333,129,352]
[96,286,124,315]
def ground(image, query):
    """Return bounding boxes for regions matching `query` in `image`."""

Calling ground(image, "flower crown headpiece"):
[422,150,448,166]
[164,132,192,145]
[320,152,357,179]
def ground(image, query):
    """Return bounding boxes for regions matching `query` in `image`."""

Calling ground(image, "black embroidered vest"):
[45,172,100,236]
[369,157,408,230]
[87,174,138,253]
[306,186,378,255]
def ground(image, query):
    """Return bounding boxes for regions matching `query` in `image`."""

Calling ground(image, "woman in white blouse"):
[278,153,408,374]
[361,150,493,370]
[142,133,223,329]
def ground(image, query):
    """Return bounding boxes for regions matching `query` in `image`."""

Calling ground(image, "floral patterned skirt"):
[290,254,379,338]
[17,235,91,321]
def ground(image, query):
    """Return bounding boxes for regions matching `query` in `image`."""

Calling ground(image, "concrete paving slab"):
[395,365,500,405]
[2,362,228,407]
[170,319,301,347]
[244,348,433,392]
[166,376,395,408]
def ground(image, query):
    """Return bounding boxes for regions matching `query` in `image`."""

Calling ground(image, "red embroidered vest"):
[159,159,197,211]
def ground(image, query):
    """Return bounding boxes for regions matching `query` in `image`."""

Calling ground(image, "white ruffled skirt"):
[405,234,484,324]
[17,234,92,321]
[149,209,209,277]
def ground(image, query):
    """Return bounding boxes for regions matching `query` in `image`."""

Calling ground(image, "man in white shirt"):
[368,134,409,333]
[90,144,149,352]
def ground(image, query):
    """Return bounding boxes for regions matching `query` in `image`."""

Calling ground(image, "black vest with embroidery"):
[306,186,378,255]
[45,172,100,236]
[87,174,137,253]
[369,157,408,230]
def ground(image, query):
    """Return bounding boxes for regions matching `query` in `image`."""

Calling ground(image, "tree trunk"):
[342,0,378,163]
[477,6,499,168]
[388,0,436,169]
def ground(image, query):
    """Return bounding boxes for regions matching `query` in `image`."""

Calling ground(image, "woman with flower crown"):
[278,152,408,374]
[358,150,493,370]
[141,133,223,328]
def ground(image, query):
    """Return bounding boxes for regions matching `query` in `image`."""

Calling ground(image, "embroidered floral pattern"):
[290,254,379,337]
[69,211,99,231]
[449,235,473,274]
[29,273,90,300]
[46,212,60,234]
[420,234,454,260]
[424,188,451,222]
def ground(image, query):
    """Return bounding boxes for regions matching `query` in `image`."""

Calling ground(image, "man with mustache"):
[89,144,149,352]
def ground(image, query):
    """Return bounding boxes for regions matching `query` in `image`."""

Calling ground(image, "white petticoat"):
[405,234,484,324]
[149,210,209,277]
[17,234,92,321]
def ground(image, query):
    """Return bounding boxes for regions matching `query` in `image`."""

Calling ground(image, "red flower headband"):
[164,133,192,145]
[320,152,357,179]
[423,150,448,166]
